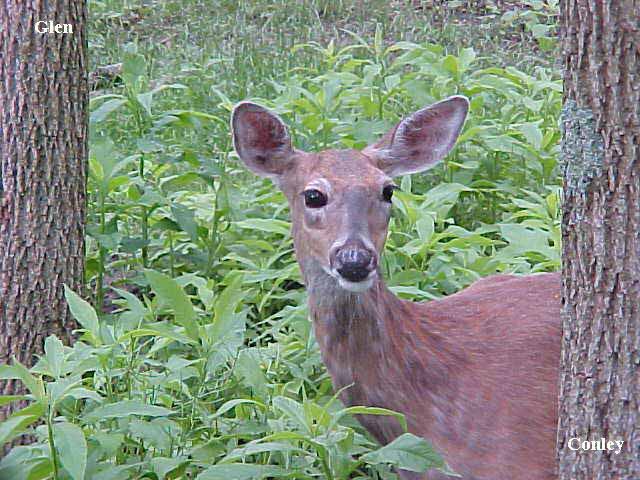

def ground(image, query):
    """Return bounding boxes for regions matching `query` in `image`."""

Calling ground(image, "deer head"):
[231,97,469,293]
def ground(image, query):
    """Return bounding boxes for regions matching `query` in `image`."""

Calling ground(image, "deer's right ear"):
[231,102,294,177]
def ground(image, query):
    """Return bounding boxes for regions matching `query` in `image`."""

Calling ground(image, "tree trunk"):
[0,1,88,422]
[558,1,639,478]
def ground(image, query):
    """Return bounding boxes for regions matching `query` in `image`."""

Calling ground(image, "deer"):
[231,96,561,480]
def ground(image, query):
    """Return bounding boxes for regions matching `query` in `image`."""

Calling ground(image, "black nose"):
[331,243,377,282]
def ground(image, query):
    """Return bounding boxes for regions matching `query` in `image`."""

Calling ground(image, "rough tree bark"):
[0,1,88,421]
[558,1,639,479]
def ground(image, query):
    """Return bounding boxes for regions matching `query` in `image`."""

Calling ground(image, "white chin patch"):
[337,276,375,293]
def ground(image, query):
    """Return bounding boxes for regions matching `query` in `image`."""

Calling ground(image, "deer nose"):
[330,241,377,282]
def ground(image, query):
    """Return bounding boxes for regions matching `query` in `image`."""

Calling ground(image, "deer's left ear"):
[364,96,469,177]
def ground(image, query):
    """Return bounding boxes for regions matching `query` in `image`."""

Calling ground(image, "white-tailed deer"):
[231,97,561,480]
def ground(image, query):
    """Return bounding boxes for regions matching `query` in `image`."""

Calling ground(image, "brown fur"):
[309,269,560,479]
[231,99,561,480]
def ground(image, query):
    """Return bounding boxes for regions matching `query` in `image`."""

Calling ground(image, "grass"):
[0,1,561,479]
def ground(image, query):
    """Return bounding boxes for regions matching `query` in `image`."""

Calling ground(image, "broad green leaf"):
[388,285,437,300]
[531,23,551,39]
[333,406,407,432]
[442,55,459,76]
[90,98,126,124]
[234,218,290,236]
[0,395,25,407]
[151,84,189,95]
[85,400,173,421]
[361,433,445,473]
[47,376,83,405]
[272,396,310,433]
[138,188,165,207]
[136,92,153,116]
[171,204,199,241]
[196,464,286,480]
[128,418,177,453]
[498,223,557,260]
[384,73,401,90]
[93,432,125,457]
[152,217,181,233]
[0,362,44,400]
[422,183,472,218]
[259,431,328,454]
[89,138,117,184]
[459,47,477,70]
[145,270,199,341]
[91,465,135,480]
[111,287,147,316]
[209,274,245,344]
[221,442,303,463]
[122,52,146,88]
[64,286,100,341]
[65,387,103,403]
[483,134,523,154]
[416,216,435,243]
[92,232,122,250]
[43,335,65,378]
[54,423,87,480]
[234,349,268,396]
[118,323,197,345]
[213,398,266,418]
[160,172,205,192]
[518,121,543,150]
[0,449,52,480]
[151,457,189,479]
[0,414,41,445]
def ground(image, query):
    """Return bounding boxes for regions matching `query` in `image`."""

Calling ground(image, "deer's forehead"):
[300,150,388,187]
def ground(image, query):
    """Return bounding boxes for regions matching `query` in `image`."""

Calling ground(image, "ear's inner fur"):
[231,102,293,176]
[364,95,469,177]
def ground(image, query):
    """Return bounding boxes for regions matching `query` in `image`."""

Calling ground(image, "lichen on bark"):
[560,100,605,195]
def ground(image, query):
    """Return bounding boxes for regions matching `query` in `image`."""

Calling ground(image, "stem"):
[96,193,106,311]
[207,152,228,275]
[168,232,175,277]
[138,153,145,186]
[138,154,149,268]
[46,403,60,480]
[206,194,220,276]
[141,207,149,268]
[319,450,334,480]
[443,157,450,183]
[96,248,106,311]
[322,120,329,148]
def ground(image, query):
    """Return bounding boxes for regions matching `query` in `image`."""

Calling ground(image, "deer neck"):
[301,259,437,391]
[301,258,461,449]
[303,261,399,348]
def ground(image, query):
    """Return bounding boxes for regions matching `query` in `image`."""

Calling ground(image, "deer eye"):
[304,189,327,208]
[382,185,397,203]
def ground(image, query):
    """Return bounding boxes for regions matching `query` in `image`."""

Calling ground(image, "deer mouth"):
[321,263,377,292]
[337,273,376,293]
[336,261,373,282]
[322,265,376,292]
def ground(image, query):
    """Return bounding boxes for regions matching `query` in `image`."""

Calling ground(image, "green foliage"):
[0,284,443,479]
[1,1,561,478]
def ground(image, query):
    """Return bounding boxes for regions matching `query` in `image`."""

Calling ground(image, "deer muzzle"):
[330,240,377,283]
